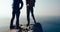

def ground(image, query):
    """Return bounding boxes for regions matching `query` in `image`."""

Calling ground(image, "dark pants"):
[10,9,20,29]
[27,6,36,25]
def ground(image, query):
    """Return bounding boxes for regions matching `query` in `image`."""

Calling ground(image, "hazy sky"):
[0,0,60,18]
[0,0,60,27]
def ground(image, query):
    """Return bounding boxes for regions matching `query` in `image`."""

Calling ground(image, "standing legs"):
[27,6,36,26]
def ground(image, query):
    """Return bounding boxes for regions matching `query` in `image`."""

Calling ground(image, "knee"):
[16,17,19,20]
[31,14,34,16]
[12,16,15,19]
[27,15,29,17]
[27,16,30,19]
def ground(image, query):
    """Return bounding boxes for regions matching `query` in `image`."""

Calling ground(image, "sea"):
[0,16,60,32]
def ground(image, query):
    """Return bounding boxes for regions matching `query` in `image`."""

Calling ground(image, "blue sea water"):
[0,16,60,32]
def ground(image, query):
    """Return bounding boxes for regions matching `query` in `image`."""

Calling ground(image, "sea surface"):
[0,16,60,32]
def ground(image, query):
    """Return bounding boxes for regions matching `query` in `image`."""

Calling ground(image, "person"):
[26,0,36,26]
[10,0,23,29]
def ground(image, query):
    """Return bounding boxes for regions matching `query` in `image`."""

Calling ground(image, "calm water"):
[0,16,60,32]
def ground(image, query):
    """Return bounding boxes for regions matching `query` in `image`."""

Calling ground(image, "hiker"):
[26,0,36,26]
[10,0,23,29]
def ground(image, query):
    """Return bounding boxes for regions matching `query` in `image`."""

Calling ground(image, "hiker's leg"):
[16,11,20,27]
[27,7,30,26]
[30,7,36,23]
[10,11,15,29]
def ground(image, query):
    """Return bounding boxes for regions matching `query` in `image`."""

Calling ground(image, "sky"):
[0,0,60,27]
[0,0,60,18]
